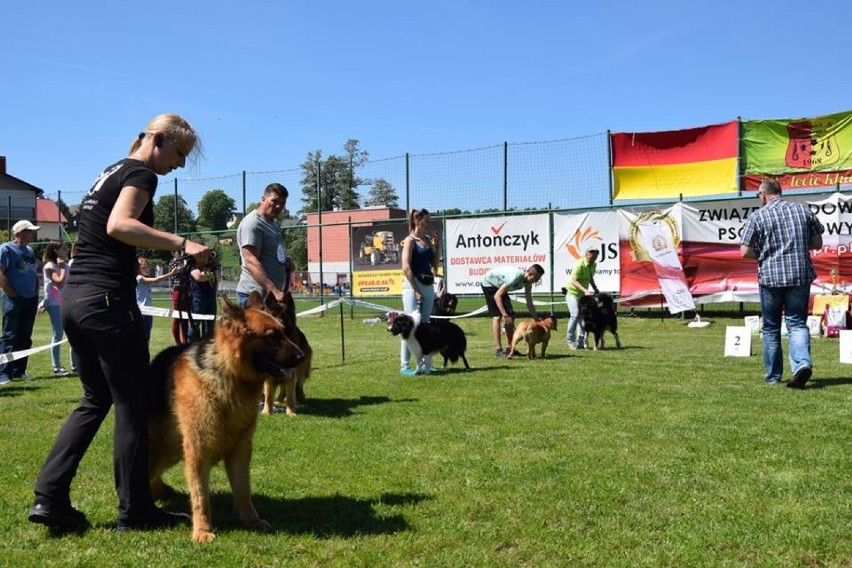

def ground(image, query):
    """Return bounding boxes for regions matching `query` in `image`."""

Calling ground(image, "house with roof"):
[0,156,68,241]
[35,198,69,241]
[0,156,43,237]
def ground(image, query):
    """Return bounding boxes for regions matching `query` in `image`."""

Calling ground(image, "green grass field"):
[1,295,850,567]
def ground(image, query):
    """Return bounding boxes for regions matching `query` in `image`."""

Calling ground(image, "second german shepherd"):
[260,290,313,416]
[147,291,305,542]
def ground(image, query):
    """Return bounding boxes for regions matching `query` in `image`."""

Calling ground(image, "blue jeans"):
[188,294,216,341]
[46,304,65,368]
[565,293,585,345]
[759,284,812,382]
[0,294,38,377]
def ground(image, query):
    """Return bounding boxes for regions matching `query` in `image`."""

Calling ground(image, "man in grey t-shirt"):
[235,182,293,306]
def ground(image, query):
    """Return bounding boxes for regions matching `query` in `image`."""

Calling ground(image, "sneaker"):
[400,367,418,377]
[19,373,34,382]
[566,342,577,351]
[0,373,10,385]
[53,367,69,377]
[426,366,443,374]
[787,366,812,389]
[765,378,782,385]
[495,349,506,358]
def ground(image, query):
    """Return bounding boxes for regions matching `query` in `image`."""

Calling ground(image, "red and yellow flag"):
[611,121,739,200]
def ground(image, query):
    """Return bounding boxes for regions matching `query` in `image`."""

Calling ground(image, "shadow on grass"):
[296,395,415,418]
[165,491,431,538]
[435,366,478,375]
[79,492,431,538]
[260,491,430,537]
[0,383,40,398]
[506,353,573,361]
[801,376,852,389]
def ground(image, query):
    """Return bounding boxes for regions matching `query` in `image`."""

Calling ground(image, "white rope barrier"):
[0,340,67,365]
[0,295,544,371]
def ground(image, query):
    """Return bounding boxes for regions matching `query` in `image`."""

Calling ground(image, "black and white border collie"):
[387,312,470,372]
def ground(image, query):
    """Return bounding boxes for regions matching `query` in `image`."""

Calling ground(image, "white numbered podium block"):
[839,330,852,364]
[806,315,822,337]
[744,315,760,334]
[724,326,752,357]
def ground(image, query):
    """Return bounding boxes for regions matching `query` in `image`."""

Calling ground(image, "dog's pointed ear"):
[244,290,264,310]
[219,293,247,323]
[263,290,280,311]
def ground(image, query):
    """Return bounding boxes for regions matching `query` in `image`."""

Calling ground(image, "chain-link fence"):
[50,133,612,219]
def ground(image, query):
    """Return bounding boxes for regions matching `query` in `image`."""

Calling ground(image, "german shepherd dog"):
[578,293,621,350]
[388,312,470,371]
[260,290,313,416]
[147,291,305,542]
[507,315,558,359]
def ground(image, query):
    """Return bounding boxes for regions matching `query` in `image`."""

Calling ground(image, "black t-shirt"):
[69,159,157,294]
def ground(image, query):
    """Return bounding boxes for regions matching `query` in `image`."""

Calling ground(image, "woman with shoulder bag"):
[399,208,440,376]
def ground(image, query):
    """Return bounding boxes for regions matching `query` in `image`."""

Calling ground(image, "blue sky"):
[3,0,852,209]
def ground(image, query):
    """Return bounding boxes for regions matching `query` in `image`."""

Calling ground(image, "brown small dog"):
[507,315,558,359]
[260,290,313,416]
[147,291,305,542]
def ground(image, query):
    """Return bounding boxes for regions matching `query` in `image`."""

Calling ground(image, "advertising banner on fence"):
[445,213,551,294]
[653,192,852,303]
[349,220,444,296]
[552,211,620,294]
[350,222,407,296]
[678,200,761,301]
[352,269,404,296]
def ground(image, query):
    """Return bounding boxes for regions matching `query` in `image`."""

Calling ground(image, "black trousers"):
[33,285,154,522]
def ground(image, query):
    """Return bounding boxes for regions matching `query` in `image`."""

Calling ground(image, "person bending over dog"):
[480,264,544,358]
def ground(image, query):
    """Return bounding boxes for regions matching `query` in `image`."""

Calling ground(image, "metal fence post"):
[173,178,179,234]
[503,141,508,211]
[405,152,410,212]
[317,159,324,307]
[242,170,247,215]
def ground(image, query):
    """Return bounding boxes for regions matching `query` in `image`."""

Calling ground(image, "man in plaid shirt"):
[740,178,825,388]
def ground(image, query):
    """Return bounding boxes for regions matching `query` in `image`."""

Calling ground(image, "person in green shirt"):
[481,264,545,358]
[564,248,599,349]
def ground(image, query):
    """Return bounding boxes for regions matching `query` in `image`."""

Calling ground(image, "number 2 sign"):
[724,326,752,357]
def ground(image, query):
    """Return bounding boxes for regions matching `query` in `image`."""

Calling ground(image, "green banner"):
[742,110,852,175]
